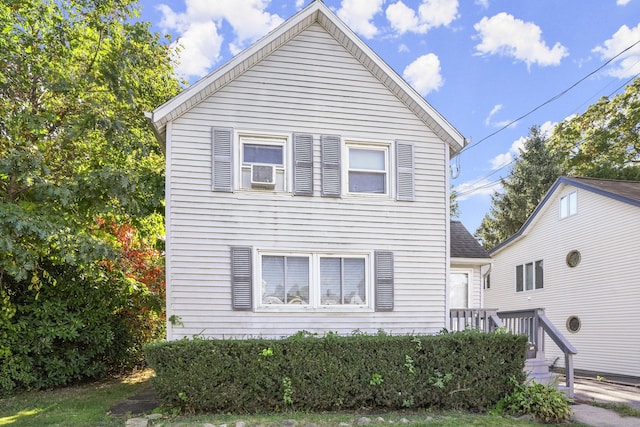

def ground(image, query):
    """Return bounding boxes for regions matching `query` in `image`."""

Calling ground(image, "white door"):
[450,271,471,308]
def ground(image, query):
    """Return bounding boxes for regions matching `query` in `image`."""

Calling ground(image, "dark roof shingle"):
[450,221,490,259]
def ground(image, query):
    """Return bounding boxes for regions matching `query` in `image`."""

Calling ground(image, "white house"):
[485,176,640,379]
[147,0,467,340]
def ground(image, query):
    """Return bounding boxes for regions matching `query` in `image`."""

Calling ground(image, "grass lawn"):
[0,371,585,427]
[0,370,151,427]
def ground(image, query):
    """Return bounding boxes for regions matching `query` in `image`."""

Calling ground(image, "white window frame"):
[343,140,392,197]
[450,268,473,309]
[515,260,543,292]
[235,131,290,192]
[559,191,577,219]
[255,249,373,312]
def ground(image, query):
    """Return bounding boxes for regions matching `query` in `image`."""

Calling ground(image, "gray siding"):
[166,24,449,339]
[485,185,640,378]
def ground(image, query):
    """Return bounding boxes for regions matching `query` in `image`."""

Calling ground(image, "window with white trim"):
[560,191,577,218]
[346,144,389,195]
[239,135,287,191]
[259,252,369,308]
[515,260,543,292]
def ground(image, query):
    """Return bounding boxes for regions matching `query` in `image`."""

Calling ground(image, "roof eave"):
[148,1,466,153]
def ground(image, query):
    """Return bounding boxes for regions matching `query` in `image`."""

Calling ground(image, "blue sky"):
[138,0,640,234]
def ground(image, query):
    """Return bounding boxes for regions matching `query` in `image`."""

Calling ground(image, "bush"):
[495,377,573,423]
[0,260,164,396]
[145,330,528,414]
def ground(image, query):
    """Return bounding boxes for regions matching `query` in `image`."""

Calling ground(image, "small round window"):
[566,316,581,333]
[566,250,581,268]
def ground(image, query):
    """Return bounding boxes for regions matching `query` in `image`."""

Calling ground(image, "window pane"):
[286,257,309,304]
[569,192,577,215]
[450,273,469,308]
[525,262,533,291]
[320,258,341,304]
[535,260,544,289]
[262,256,285,304]
[516,265,523,292]
[244,144,283,165]
[349,171,385,193]
[349,148,385,170]
[344,258,365,304]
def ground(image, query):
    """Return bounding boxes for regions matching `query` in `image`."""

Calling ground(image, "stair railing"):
[449,308,577,397]
[497,308,577,397]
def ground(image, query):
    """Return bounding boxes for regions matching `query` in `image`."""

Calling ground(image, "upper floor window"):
[239,135,287,191]
[347,144,389,195]
[560,191,577,218]
[213,128,413,201]
[516,260,543,292]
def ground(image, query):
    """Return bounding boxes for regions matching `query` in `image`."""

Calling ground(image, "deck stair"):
[449,307,577,398]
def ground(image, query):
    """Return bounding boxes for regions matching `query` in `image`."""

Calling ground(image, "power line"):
[459,38,640,154]
[454,42,640,199]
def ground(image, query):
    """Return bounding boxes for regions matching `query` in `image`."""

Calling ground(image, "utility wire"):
[459,38,640,154]
[455,43,640,198]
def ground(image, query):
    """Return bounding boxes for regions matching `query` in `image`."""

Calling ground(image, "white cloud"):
[539,120,556,137]
[474,12,568,67]
[402,53,444,95]
[593,23,640,79]
[172,21,223,78]
[398,43,410,53]
[484,104,502,126]
[337,0,384,39]
[455,178,501,201]
[386,0,459,35]
[617,0,632,5]
[157,0,284,79]
[295,0,305,8]
[489,137,525,170]
[475,0,489,8]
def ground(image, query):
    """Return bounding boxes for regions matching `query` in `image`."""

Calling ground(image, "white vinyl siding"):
[485,185,640,378]
[166,24,448,338]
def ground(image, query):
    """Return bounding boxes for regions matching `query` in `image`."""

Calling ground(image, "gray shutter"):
[374,251,394,311]
[321,134,341,197]
[212,127,233,192]
[293,133,313,195]
[231,246,252,310]
[396,141,414,201]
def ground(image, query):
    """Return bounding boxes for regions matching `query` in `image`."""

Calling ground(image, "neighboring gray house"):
[450,221,491,310]
[147,0,466,340]
[485,176,640,379]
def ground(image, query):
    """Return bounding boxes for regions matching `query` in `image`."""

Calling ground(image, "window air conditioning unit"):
[250,164,276,188]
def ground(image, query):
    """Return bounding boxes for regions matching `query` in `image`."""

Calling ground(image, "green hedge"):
[145,330,527,414]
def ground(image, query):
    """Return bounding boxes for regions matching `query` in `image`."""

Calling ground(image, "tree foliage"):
[0,0,180,395]
[550,77,640,179]
[475,126,564,249]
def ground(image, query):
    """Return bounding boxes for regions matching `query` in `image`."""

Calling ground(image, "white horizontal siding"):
[485,185,640,377]
[166,23,449,339]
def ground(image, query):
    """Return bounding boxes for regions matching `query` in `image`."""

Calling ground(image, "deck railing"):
[449,307,577,396]
[449,308,504,332]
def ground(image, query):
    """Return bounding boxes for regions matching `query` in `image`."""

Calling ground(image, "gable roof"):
[146,0,465,155]
[489,176,640,255]
[450,220,490,260]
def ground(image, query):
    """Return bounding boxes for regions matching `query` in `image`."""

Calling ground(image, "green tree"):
[0,0,180,395]
[450,185,460,219]
[550,77,640,179]
[475,126,565,249]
